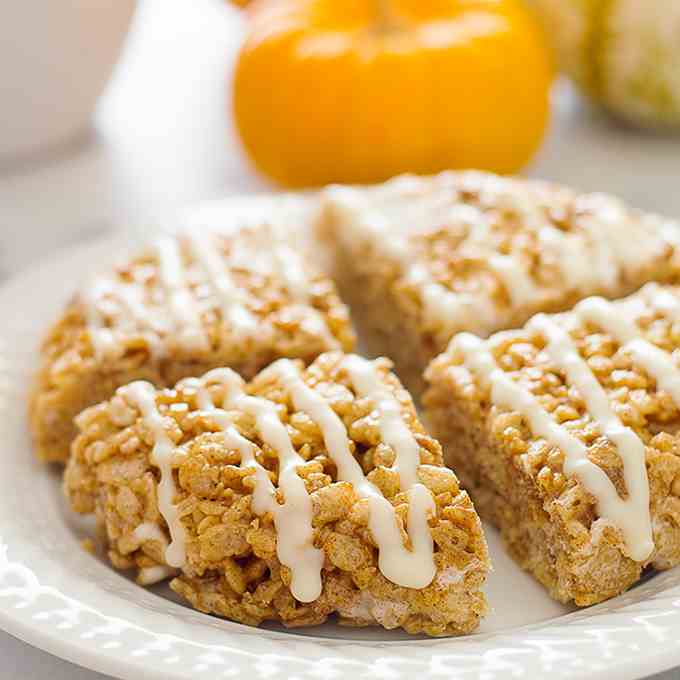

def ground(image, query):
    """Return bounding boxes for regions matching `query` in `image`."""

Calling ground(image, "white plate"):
[3,196,680,680]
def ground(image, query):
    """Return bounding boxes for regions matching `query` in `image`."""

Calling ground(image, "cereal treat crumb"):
[320,171,680,394]
[31,225,355,463]
[81,538,96,555]
[424,283,680,606]
[64,352,489,635]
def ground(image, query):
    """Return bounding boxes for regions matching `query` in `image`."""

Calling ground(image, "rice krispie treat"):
[320,171,680,394]
[64,352,489,635]
[423,283,680,606]
[30,226,355,463]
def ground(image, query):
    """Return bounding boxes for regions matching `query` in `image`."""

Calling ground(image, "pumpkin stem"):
[375,0,400,32]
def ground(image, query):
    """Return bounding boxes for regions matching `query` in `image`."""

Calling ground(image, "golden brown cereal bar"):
[64,352,489,635]
[320,171,680,394]
[30,224,355,463]
[424,283,680,606]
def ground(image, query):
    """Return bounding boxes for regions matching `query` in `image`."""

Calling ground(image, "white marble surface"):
[0,0,679,677]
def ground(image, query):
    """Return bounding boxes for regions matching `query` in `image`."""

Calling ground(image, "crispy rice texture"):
[30,228,355,463]
[319,171,680,395]
[423,285,680,606]
[64,352,489,635]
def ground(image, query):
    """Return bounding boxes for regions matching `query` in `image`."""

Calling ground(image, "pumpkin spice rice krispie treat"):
[64,352,489,635]
[30,225,355,463]
[424,283,680,606]
[320,171,680,394]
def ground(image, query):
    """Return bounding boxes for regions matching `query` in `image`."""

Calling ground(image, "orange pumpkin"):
[233,0,553,188]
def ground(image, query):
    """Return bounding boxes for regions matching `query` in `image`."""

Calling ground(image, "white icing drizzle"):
[527,314,653,560]
[174,357,437,596]
[642,283,680,323]
[580,195,669,273]
[83,278,167,359]
[265,225,339,348]
[84,229,337,358]
[496,188,611,292]
[405,263,493,334]
[138,565,179,586]
[342,355,420,489]
[109,281,167,358]
[299,308,341,350]
[188,232,256,334]
[122,381,187,568]
[271,358,436,589]
[156,237,208,351]
[133,522,167,544]
[488,253,539,307]
[454,198,539,307]
[534,224,595,289]
[113,283,153,326]
[188,376,277,515]
[497,188,668,294]
[330,180,602,334]
[82,278,117,357]
[575,216,619,291]
[223,425,278,515]
[451,332,654,561]
[270,239,309,301]
[575,296,680,407]
[196,368,324,603]
[441,205,539,308]
[661,218,680,248]
[328,184,525,333]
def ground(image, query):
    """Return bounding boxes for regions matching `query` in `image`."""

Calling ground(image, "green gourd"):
[527,0,680,129]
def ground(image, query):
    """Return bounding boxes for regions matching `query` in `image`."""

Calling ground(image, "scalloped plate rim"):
[1,204,680,680]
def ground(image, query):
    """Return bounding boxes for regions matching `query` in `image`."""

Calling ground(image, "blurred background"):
[1,0,679,279]
[0,1,679,677]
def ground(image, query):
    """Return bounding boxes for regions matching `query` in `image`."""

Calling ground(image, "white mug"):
[0,0,136,160]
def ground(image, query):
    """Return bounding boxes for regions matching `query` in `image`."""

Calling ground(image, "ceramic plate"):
[2,195,680,680]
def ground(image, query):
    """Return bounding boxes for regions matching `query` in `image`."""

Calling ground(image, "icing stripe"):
[642,283,680,323]
[452,332,654,561]
[122,381,187,568]
[582,197,669,273]
[528,314,652,560]
[578,215,619,291]
[115,284,167,358]
[331,181,653,334]
[82,279,117,357]
[405,232,535,329]
[272,359,436,590]
[267,230,340,347]
[488,253,539,307]
[200,368,324,603]
[267,229,340,348]
[138,565,179,586]
[406,265,493,335]
[84,230,337,357]
[536,225,597,289]
[157,237,207,351]
[498,189,668,294]
[188,233,256,334]
[576,297,680,407]
[133,521,167,544]
[190,376,277,516]
[271,239,309,302]
[499,189,616,291]
[457,200,539,306]
[496,188,593,288]
[340,356,437,585]
[84,280,165,358]
[342,355,421,490]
